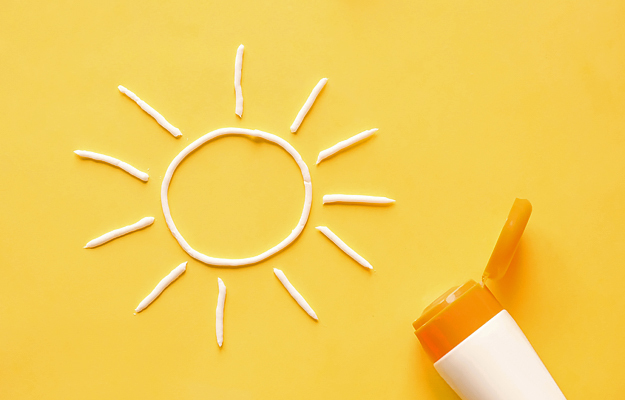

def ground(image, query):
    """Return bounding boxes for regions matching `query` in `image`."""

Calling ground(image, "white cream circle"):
[161,128,312,267]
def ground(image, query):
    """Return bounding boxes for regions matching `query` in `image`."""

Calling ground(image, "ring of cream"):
[161,128,312,267]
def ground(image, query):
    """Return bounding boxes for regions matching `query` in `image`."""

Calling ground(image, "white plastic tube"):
[434,310,567,400]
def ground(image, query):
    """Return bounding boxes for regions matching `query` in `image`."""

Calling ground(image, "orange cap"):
[482,198,532,281]
[413,280,502,362]
[413,199,532,362]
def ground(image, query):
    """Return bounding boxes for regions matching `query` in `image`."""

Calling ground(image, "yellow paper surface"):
[1,1,624,399]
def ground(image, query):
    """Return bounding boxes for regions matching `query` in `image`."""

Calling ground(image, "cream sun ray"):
[135,262,187,313]
[316,128,377,165]
[216,278,227,347]
[290,78,328,133]
[323,195,395,205]
[118,85,182,138]
[316,226,372,270]
[74,150,149,182]
[273,268,318,320]
[84,217,154,249]
[234,44,244,117]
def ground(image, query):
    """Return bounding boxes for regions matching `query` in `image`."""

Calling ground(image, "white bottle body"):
[434,310,566,400]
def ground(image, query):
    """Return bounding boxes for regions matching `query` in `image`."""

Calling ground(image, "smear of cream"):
[234,44,244,117]
[84,217,154,249]
[322,195,395,205]
[216,277,227,347]
[316,226,372,270]
[135,262,187,313]
[118,85,182,138]
[316,128,377,165]
[273,268,318,320]
[161,128,312,267]
[74,150,149,182]
[290,78,328,133]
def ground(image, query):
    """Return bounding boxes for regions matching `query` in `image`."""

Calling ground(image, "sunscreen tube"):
[413,199,567,400]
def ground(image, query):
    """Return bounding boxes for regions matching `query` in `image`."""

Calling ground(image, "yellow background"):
[1,1,624,399]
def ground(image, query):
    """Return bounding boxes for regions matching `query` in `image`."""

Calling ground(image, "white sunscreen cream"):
[74,150,149,182]
[316,226,372,269]
[290,78,327,133]
[234,44,244,117]
[216,277,227,347]
[161,128,312,267]
[135,262,187,313]
[316,129,377,165]
[274,268,318,320]
[118,85,182,138]
[84,217,154,248]
[322,194,395,205]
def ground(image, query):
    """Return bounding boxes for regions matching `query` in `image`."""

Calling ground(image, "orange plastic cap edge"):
[413,280,503,362]
[482,198,532,282]
[413,199,531,362]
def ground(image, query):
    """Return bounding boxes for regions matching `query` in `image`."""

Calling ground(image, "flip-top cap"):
[482,198,532,282]
[413,198,532,362]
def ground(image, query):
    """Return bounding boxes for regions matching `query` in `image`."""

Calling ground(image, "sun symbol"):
[74,45,395,347]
